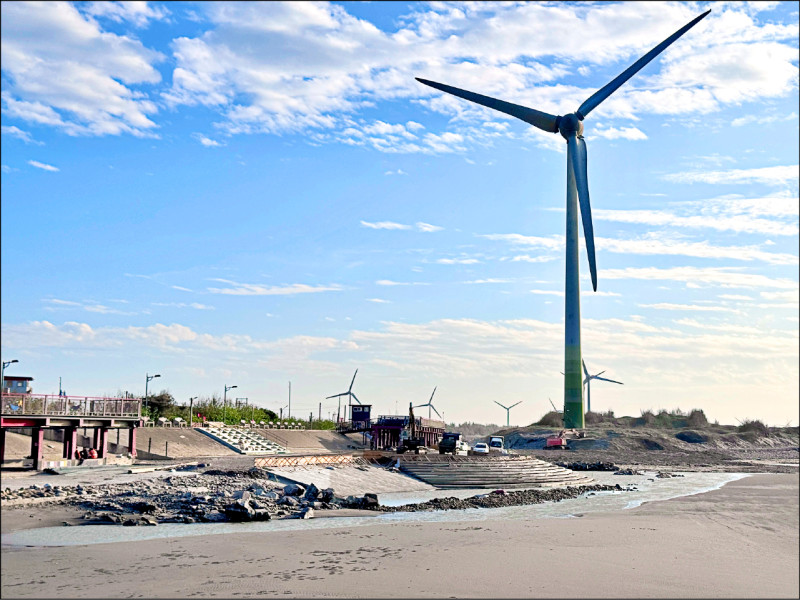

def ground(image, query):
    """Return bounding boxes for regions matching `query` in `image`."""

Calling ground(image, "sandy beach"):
[2,472,797,598]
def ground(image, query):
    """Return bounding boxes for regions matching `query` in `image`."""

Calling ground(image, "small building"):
[3,376,33,395]
[371,415,445,450]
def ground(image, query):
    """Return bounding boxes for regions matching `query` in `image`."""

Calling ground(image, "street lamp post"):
[189,397,197,427]
[223,385,237,424]
[144,373,161,410]
[2,359,19,391]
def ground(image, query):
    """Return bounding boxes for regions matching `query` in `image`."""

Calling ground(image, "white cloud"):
[1,125,41,144]
[1,1,163,137]
[206,279,344,296]
[593,194,799,236]
[602,266,798,290]
[598,233,798,265]
[416,222,443,232]
[590,126,647,141]
[638,303,741,313]
[27,160,59,172]
[43,298,136,315]
[84,1,170,28]
[663,165,799,187]
[436,258,480,265]
[360,220,411,230]
[5,2,797,151]
[151,302,216,310]
[193,133,223,147]
[367,298,391,303]
[151,3,798,152]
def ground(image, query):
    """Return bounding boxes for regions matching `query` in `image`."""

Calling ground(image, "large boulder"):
[303,483,320,501]
[283,483,306,497]
[320,488,336,503]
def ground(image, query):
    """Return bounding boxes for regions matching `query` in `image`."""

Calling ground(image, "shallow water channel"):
[1,471,748,548]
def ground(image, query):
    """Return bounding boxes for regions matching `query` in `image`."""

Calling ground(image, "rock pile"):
[1,465,636,526]
[557,461,620,471]
[370,484,632,513]
[1,466,352,526]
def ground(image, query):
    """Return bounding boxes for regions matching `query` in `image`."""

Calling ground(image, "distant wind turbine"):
[416,10,710,429]
[494,400,522,427]
[582,359,623,413]
[413,386,442,420]
[326,369,361,421]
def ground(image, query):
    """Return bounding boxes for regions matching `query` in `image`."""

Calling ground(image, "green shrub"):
[687,409,709,428]
[737,419,770,437]
[584,411,603,425]
[535,411,564,428]
[635,409,656,427]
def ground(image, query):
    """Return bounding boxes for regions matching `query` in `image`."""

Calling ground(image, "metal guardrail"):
[1,393,141,418]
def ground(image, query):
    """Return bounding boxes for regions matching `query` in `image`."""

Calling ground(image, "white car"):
[472,442,489,455]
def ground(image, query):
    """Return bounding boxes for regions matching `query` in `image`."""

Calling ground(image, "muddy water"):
[1,471,747,547]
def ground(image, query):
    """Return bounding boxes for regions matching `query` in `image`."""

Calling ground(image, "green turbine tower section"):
[415,10,710,430]
[564,152,584,429]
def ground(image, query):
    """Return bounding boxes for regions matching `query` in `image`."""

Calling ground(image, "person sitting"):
[88,448,98,459]
[79,448,88,460]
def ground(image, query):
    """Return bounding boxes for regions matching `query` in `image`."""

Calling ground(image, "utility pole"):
[318,402,321,421]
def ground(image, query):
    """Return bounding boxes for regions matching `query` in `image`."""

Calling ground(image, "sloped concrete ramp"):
[264,461,436,496]
[254,429,367,454]
[398,455,595,488]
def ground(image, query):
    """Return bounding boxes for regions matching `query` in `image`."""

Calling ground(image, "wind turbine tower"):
[494,400,522,427]
[326,369,361,422]
[583,360,623,413]
[416,10,710,429]
[413,387,442,420]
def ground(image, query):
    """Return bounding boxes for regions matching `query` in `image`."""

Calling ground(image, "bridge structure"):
[0,393,142,469]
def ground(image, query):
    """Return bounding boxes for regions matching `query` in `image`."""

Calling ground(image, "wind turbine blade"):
[577,10,711,119]
[430,405,443,419]
[494,400,508,410]
[582,359,589,379]
[350,392,362,405]
[568,135,597,291]
[595,370,606,378]
[326,393,346,399]
[510,401,522,409]
[348,369,358,392]
[595,376,624,385]
[429,386,437,403]
[415,78,560,133]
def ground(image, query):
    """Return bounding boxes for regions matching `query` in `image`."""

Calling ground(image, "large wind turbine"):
[413,386,442,420]
[326,369,361,422]
[582,359,623,413]
[416,10,710,429]
[494,400,522,427]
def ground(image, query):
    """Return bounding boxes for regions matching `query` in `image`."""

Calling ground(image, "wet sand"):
[1,473,797,598]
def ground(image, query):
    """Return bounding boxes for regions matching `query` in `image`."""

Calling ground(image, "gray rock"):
[303,483,320,500]
[299,507,314,519]
[283,483,305,497]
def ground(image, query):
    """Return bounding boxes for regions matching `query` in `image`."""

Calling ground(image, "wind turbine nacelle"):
[557,113,583,140]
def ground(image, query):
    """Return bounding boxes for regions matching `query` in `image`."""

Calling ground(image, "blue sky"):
[1,1,798,426]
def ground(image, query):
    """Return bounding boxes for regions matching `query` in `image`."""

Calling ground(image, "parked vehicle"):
[438,432,462,454]
[472,442,490,455]
[488,435,508,455]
